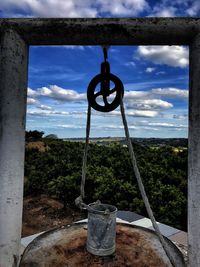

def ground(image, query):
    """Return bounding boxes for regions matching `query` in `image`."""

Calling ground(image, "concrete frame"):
[0,18,200,266]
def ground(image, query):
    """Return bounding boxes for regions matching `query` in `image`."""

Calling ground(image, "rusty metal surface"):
[20,223,185,267]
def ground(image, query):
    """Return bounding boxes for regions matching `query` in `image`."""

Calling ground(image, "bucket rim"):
[88,203,117,215]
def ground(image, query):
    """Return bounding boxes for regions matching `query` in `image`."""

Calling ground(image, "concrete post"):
[188,34,200,267]
[0,30,28,267]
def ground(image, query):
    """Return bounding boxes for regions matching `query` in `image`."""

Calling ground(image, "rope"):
[120,98,177,267]
[102,45,110,62]
[75,95,177,266]
[75,104,91,209]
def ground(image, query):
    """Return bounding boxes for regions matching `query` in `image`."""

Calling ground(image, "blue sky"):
[1,1,199,138]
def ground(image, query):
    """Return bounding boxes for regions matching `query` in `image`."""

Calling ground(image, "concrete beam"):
[188,33,200,267]
[0,18,200,45]
[0,30,28,267]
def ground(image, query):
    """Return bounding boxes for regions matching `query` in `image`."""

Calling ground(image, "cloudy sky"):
[1,1,199,138]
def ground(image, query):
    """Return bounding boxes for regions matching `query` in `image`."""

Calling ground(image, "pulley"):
[87,47,124,112]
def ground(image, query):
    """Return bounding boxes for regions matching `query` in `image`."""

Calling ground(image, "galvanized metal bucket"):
[87,203,117,256]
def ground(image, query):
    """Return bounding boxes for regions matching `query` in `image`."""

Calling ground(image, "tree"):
[26,130,44,141]
[48,175,79,209]
[45,134,58,139]
[24,137,188,230]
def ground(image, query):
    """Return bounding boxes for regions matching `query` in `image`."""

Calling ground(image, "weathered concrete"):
[188,33,200,267]
[0,30,28,267]
[0,18,200,45]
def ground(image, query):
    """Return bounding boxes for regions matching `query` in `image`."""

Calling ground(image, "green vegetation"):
[26,130,44,141]
[25,131,187,231]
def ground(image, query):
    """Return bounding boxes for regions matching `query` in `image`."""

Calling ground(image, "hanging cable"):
[75,104,91,209]
[120,97,177,267]
[76,98,177,266]
[102,45,110,62]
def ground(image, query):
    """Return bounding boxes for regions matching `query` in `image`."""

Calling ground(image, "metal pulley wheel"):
[87,61,124,112]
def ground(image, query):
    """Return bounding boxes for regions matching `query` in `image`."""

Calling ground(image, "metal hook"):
[103,47,108,62]
[102,45,110,62]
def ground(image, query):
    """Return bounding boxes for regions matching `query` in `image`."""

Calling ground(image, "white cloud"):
[0,0,98,17]
[27,108,88,117]
[27,98,39,105]
[63,45,85,50]
[137,46,189,68]
[110,110,159,118]
[0,0,199,19]
[0,0,148,17]
[110,48,120,53]
[28,86,187,109]
[124,91,148,99]
[37,85,86,102]
[37,105,54,111]
[147,122,187,128]
[187,1,200,16]
[156,71,166,75]
[28,110,69,117]
[142,127,159,131]
[127,99,173,110]
[57,124,84,129]
[149,0,200,17]
[150,6,177,17]
[100,124,137,130]
[173,114,188,120]
[27,85,187,122]
[124,61,136,67]
[97,0,149,16]
[145,67,156,73]
[28,87,38,98]
[152,88,188,98]
[29,86,87,106]
[45,45,91,50]
[124,88,188,100]
[126,110,159,117]
[27,85,187,120]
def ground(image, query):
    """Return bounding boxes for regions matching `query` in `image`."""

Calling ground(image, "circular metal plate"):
[87,73,124,112]
[20,223,185,267]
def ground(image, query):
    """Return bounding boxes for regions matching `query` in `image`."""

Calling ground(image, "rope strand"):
[120,99,177,267]
[81,104,91,199]
[75,104,91,208]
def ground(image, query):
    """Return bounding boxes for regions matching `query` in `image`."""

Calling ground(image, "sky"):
[0,0,199,138]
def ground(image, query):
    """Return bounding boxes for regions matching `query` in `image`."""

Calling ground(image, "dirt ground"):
[22,194,86,237]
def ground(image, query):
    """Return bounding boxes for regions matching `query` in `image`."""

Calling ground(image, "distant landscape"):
[63,136,188,147]
[23,130,188,236]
